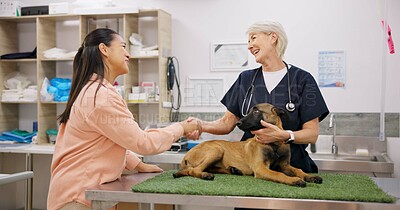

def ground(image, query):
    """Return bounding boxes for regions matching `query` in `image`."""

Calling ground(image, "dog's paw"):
[201,173,215,180]
[229,167,243,175]
[293,179,307,187]
[173,172,183,178]
[305,175,323,184]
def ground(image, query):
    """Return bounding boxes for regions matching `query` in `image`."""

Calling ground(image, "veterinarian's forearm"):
[202,121,233,134]
[291,118,319,144]
[290,129,318,144]
[202,111,238,135]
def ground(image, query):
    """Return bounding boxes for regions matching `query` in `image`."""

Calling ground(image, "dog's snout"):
[236,121,243,127]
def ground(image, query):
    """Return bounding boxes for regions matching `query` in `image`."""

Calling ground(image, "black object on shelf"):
[21,6,49,16]
[0,47,37,59]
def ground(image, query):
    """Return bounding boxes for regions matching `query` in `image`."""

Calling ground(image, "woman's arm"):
[251,117,319,144]
[125,151,163,173]
[88,93,201,155]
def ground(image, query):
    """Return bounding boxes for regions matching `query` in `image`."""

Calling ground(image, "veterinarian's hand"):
[180,118,202,138]
[135,162,163,173]
[185,117,203,140]
[251,120,287,144]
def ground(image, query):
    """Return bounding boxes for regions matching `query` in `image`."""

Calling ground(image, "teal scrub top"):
[221,64,329,173]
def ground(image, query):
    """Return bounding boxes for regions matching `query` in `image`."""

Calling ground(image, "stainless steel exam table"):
[85,172,400,210]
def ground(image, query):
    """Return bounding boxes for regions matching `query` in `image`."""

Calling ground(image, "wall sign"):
[186,77,224,106]
[318,50,346,88]
[211,41,249,71]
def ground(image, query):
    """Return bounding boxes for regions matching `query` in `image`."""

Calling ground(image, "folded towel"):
[0,48,36,59]
[2,130,37,143]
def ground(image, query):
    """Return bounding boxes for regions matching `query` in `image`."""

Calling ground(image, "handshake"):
[179,118,203,140]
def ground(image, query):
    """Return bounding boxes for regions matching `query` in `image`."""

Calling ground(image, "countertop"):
[0,144,394,176]
[0,143,55,154]
[85,172,400,210]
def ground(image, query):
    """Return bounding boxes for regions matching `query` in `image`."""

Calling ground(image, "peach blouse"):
[47,75,183,210]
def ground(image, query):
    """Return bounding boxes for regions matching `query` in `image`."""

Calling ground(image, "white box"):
[0,1,21,17]
[140,81,155,94]
[128,93,147,103]
[132,86,141,94]
[49,2,69,15]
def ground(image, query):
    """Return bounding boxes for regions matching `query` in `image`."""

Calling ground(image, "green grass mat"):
[132,170,395,203]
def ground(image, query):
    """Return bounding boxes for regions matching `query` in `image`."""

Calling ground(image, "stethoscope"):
[241,61,295,116]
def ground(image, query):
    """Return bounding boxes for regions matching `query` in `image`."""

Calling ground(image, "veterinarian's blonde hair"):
[246,20,288,58]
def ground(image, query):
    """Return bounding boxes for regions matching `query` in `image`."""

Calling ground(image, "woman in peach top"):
[47,28,200,210]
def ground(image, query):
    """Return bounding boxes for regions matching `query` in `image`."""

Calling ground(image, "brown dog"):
[173,103,322,187]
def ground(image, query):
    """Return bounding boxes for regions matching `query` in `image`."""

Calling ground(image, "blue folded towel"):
[1,130,37,143]
[0,135,31,143]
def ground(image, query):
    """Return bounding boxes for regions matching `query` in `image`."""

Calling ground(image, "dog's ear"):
[272,107,287,120]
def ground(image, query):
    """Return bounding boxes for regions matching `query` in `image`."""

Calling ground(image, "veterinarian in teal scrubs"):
[187,20,329,174]
[187,20,329,210]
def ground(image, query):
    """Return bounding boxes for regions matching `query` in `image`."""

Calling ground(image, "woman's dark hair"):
[58,28,119,124]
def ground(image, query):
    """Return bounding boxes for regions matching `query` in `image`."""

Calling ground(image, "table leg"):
[92,201,118,210]
[25,153,32,210]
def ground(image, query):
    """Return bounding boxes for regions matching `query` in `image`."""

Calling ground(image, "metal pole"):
[25,153,33,210]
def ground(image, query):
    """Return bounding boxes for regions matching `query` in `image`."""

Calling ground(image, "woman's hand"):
[180,117,203,139]
[251,120,289,144]
[134,162,163,173]
[184,117,203,140]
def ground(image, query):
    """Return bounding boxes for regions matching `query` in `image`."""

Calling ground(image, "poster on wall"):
[186,77,224,106]
[211,41,249,71]
[318,51,346,88]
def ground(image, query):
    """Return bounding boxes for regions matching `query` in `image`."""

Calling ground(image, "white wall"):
[20,0,400,113]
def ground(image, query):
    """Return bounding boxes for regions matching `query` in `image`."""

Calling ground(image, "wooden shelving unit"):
[0,10,172,144]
